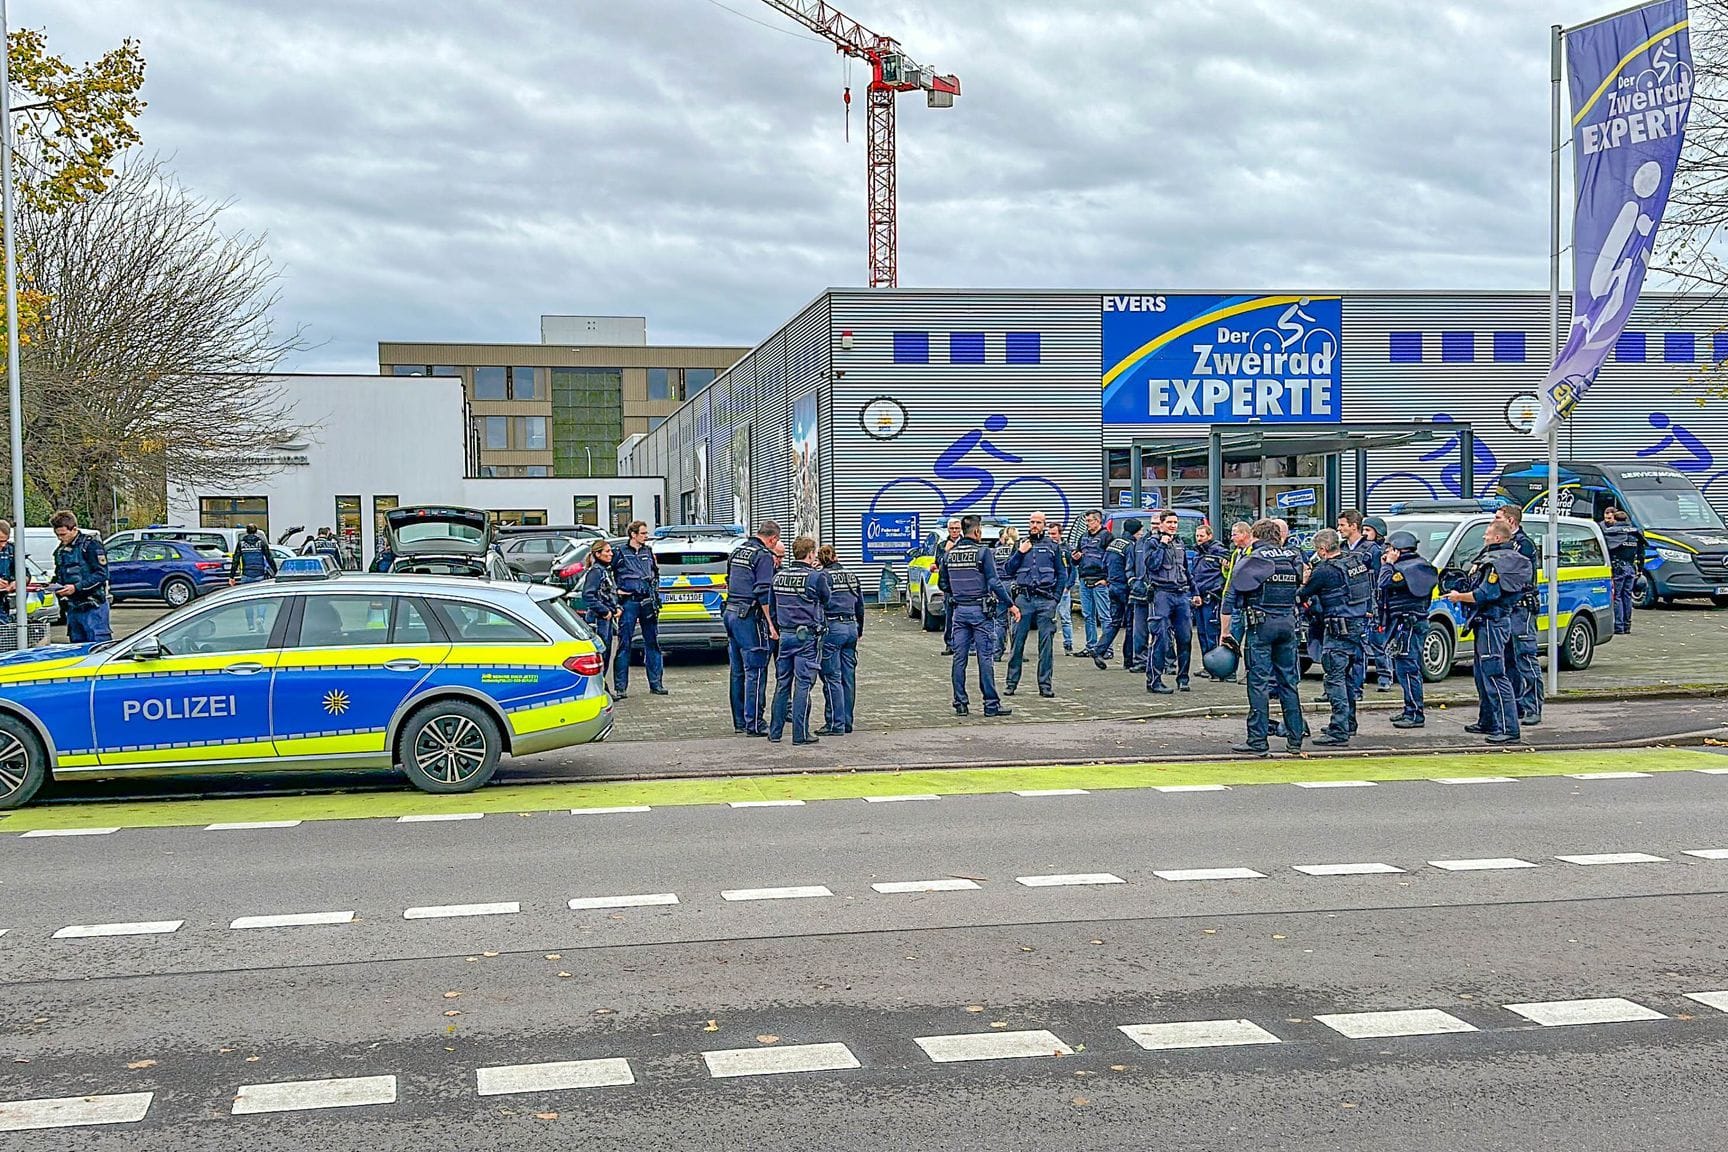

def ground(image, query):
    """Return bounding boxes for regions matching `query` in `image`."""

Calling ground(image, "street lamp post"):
[0,0,28,650]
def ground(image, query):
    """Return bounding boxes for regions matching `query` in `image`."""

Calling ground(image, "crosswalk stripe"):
[231,1075,396,1115]
[1015,873,1125,887]
[568,893,679,910]
[702,1042,860,1078]
[1566,772,1651,780]
[403,902,519,920]
[1292,863,1405,876]
[1431,776,1517,785]
[1314,1009,1477,1039]
[230,910,354,930]
[728,800,806,808]
[1012,789,1089,797]
[1154,784,1231,793]
[1683,991,1728,1014]
[1118,1019,1281,1050]
[1293,780,1376,789]
[1154,867,1265,882]
[569,806,652,815]
[863,794,940,803]
[720,886,832,901]
[205,821,302,831]
[1685,848,1728,859]
[397,813,483,823]
[1428,858,1539,871]
[0,1091,153,1132]
[1693,767,1728,775]
[476,1058,634,1095]
[1555,852,1667,866]
[19,828,118,838]
[915,1029,1073,1063]
[52,920,183,939]
[1502,998,1664,1027]
[871,879,981,894]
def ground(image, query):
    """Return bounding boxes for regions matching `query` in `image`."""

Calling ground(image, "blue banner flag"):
[1532,0,1693,439]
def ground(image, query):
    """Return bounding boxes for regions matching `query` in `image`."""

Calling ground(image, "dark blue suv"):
[107,539,230,607]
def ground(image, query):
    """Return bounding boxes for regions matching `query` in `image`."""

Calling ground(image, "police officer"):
[1603,506,1646,635]
[1443,520,1533,744]
[1091,519,1136,670]
[1379,530,1439,729]
[991,526,1019,640]
[582,539,622,676]
[312,527,342,564]
[1494,504,1544,726]
[0,519,16,631]
[942,514,1017,717]
[1143,510,1193,693]
[725,520,780,736]
[1343,512,1392,694]
[933,517,962,656]
[229,523,278,632]
[370,541,395,572]
[1189,522,1228,665]
[612,520,668,699]
[1220,519,1306,756]
[50,510,111,644]
[1003,510,1065,698]
[1123,519,1153,673]
[1071,510,1113,656]
[1299,529,1373,746]
[768,534,832,745]
[816,543,864,736]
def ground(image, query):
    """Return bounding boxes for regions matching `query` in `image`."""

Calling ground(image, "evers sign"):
[1102,294,1342,425]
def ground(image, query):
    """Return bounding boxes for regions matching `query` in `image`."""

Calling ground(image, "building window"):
[1440,331,1475,363]
[573,495,599,527]
[518,416,547,450]
[1492,332,1526,363]
[335,495,362,569]
[200,496,269,538]
[1005,332,1041,365]
[649,416,667,431]
[949,332,986,365]
[648,367,673,401]
[474,366,508,400]
[893,332,930,364]
[1389,332,1423,363]
[372,495,398,554]
[510,366,542,400]
[552,367,624,479]
[1665,332,1697,363]
[390,365,426,376]
[609,495,633,535]
[432,365,458,378]
[489,509,548,527]
[686,368,717,394]
[478,465,497,478]
[680,491,697,522]
[481,416,509,449]
[1615,331,1647,362]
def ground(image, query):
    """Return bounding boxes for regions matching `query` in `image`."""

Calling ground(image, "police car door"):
[91,596,286,767]
[271,592,450,759]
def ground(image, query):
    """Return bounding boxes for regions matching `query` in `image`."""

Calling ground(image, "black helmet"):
[1202,643,1240,680]
[1386,530,1419,551]
[1363,516,1389,539]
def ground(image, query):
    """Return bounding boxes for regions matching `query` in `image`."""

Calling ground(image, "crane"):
[758,1,960,288]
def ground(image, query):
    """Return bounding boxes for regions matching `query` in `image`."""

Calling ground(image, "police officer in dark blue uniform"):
[582,538,622,676]
[612,520,668,699]
[370,542,395,572]
[942,514,1017,716]
[768,534,832,744]
[1444,520,1534,744]
[1145,509,1193,694]
[1602,506,1646,635]
[1189,522,1228,663]
[1379,530,1439,729]
[1124,521,1153,673]
[725,520,780,735]
[1071,509,1113,656]
[0,519,16,631]
[312,528,343,566]
[1299,529,1373,746]
[229,523,278,631]
[991,527,1019,642]
[50,510,111,644]
[1091,519,1137,670]
[1220,519,1306,756]
[1340,511,1390,695]
[1494,505,1544,726]
[817,543,864,735]
[1003,511,1065,698]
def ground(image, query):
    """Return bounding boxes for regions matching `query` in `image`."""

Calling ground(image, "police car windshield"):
[1387,520,1456,562]
[1621,489,1726,532]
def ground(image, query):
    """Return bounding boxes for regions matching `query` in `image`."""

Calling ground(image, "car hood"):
[0,642,102,673]
[1648,528,1728,552]
[385,506,493,557]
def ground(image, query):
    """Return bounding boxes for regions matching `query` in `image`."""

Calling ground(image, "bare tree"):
[5,158,310,530]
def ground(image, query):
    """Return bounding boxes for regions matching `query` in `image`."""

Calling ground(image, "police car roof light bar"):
[275,556,341,581]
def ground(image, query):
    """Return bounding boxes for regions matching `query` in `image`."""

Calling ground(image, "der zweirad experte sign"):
[1101,294,1342,425]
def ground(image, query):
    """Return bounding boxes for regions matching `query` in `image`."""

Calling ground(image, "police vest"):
[1385,556,1439,616]
[1189,543,1226,595]
[1012,538,1061,595]
[1603,523,1642,571]
[0,541,13,585]
[1252,548,1303,612]
[1148,537,1188,590]
[584,565,618,613]
[772,564,824,630]
[1105,538,1132,586]
[945,542,989,606]
[615,544,657,593]
[1474,546,1534,617]
[54,536,108,603]
[1076,530,1110,580]
[1339,551,1373,617]
[237,534,273,578]
[992,544,1015,572]
[827,565,862,619]
[727,539,770,606]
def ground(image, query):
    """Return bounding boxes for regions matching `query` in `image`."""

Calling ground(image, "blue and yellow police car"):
[0,558,613,808]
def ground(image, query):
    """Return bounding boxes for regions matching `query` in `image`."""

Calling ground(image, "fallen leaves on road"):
[536,1112,559,1121]
[482,951,500,958]
[1272,934,1287,940]
[756,1035,779,1045]
[990,1021,1008,1029]
[444,991,462,999]
[1073,1096,1090,1107]
[1089,939,1104,946]
[704,1020,720,1032]
[545,954,562,961]
[126,1060,157,1070]
[557,972,572,979]
[444,1011,462,1018]
[245,1056,260,1062]
[1202,928,1217,935]
[965,1005,985,1013]
[1110,1064,1128,1072]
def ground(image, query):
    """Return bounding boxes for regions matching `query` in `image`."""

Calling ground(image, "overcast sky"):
[45,0,1640,371]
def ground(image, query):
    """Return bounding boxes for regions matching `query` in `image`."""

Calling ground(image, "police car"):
[1382,512,1613,682]
[0,558,614,808]
[650,529,743,650]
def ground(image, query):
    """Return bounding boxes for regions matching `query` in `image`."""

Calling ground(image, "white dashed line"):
[1693,767,1728,775]
[52,920,183,940]
[1566,772,1651,780]
[728,800,806,808]
[19,828,118,838]
[569,806,652,815]
[720,886,832,902]
[231,1075,397,1115]
[1503,998,1665,1027]
[397,813,484,823]
[863,794,940,803]
[1015,873,1125,887]
[0,1091,154,1132]
[1684,849,1728,860]
[568,893,680,910]
[1555,852,1668,866]
[1012,789,1090,797]
[1293,780,1376,789]
[1428,858,1539,872]
[1154,867,1266,882]
[1154,784,1231,793]
[477,1058,634,1096]
[1431,776,1518,785]
[1314,1009,1478,1039]
[1683,991,1728,1014]
[1292,862,1405,877]
[402,902,519,920]
[702,1042,860,1078]
[871,879,981,894]
[205,821,302,831]
[914,1029,1073,1063]
[1118,1019,1281,1050]
[230,910,355,930]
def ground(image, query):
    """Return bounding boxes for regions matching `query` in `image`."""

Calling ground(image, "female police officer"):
[583,539,621,678]
[816,543,864,736]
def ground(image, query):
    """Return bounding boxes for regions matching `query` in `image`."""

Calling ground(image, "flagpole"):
[1545,21,1563,696]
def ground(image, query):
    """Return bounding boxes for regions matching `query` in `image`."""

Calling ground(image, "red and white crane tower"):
[758,1,960,288]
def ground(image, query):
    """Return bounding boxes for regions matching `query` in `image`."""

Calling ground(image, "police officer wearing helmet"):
[1220,518,1307,756]
[1443,520,1533,744]
[50,509,111,644]
[612,520,668,699]
[1145,510,1194,694]
[942,514,1018,716]
[582,539,622,676]
[1379,530,1439,729]
[725,520,780,736]
[816,543,864,736]
[767,534,832,744]
[1349,514,1393,693]
[1493,504,1544,726]
[1602,506,1646,635]
[1188,522,1229,671]
[1299,528,1373,746]
[1091,519,1137,670]
[1003,511,1065,698]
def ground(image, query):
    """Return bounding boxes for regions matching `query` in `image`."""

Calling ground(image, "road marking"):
[0,1091,154,1132]
[1428,858,1539,871]
[52,920,183,939]
[1012,789,1090,797]
[569,805,652,815]
[1684,849,1728,860]
[19,828,118,837]
[1683,991,1728,1014]
[1502,997,1665,1027]
[1015,873,1125,887]
[720,886,832,901]
[397,813,484,822]
[403,902,519,920]
[1293,780,1376,789]
[1431,776,1518,785]
[1565,771,1651,780]
[1118,1019,1281,1051]
[230,910,354,930]
[206,820,302,831]
[728,800,806,808]
[1693,767,1728,775]
[702,1042,860,1078]
[1555,852,1668,866]
[568,893,680,910]
[1292,863,1405,877]
[863,794,940,803]
[231,1075,396,1115]
[1154,867,1266,882]
[1154,784,1231,793]
[476,1058,635,1096]
[1314,1009,1478,1039]
[915,1029,1073,1063]
[871,879,981,894]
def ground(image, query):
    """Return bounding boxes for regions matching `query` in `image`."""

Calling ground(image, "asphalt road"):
[6,759,1728,1149]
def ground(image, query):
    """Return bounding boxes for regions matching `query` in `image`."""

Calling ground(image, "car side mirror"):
[130,635,163,661]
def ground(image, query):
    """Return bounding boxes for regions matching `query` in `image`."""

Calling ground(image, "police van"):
[1382,512,1613,682]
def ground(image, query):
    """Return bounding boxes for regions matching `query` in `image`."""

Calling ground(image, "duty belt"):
[826,613,853,621]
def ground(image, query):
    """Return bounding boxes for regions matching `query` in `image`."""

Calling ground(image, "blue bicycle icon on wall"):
[867,415,1072,523]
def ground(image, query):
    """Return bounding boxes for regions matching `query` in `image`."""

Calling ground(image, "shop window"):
[199,496,269,538]
[474,366,508,399]
[432,365,458,378]
[372,495,399,553]
[648,367,673,401]
[573,496,599,527]
[510,366,542,400]
[609,495,634,535]
[334,496,362,569]
[389,365,426,376]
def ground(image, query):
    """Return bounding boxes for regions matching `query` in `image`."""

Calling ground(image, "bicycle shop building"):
[618,287,1728,591]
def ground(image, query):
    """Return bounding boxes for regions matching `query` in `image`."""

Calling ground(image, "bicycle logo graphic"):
[1365,413,1500,502]
[1638,412,1728,497]
[866,414,1072,523]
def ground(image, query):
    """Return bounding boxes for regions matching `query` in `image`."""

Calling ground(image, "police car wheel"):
[161,577,196,608]
[920,589,942,631]
[1633,579,1657,611]
[1420,620,1455,684]
[0,714,47,809]
[1560,617,1595,671]
[399,701,501,794]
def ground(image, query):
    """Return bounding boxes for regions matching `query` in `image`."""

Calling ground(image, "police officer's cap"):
[1363,516,1389,538]
[1124,518,1143,535]
[1386,530,1419,551]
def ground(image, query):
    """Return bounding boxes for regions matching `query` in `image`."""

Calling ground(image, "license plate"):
[664,590,707,604]
[1717,586,1728,597]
